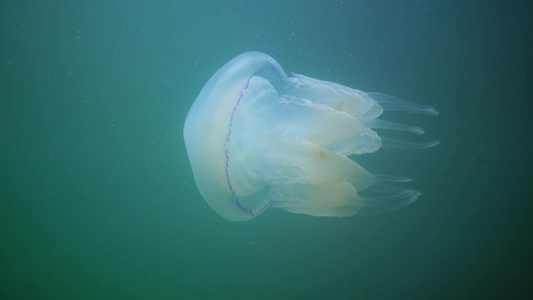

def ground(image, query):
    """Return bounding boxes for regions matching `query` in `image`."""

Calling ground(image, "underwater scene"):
[1,0,531,299]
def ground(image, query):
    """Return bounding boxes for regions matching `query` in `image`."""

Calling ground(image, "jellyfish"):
[183,52,438,221]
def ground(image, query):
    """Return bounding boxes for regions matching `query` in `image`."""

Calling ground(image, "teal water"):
[1,0,531,299]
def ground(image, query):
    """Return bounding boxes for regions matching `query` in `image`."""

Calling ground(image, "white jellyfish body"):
[183,52,438,221]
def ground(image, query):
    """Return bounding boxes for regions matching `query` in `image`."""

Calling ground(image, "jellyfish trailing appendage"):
[183,52,438,221]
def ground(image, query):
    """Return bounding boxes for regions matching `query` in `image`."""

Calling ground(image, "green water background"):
[1,0,531,299]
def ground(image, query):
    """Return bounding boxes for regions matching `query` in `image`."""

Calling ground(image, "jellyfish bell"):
[183,52,438,222]
[183,53,287,221]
